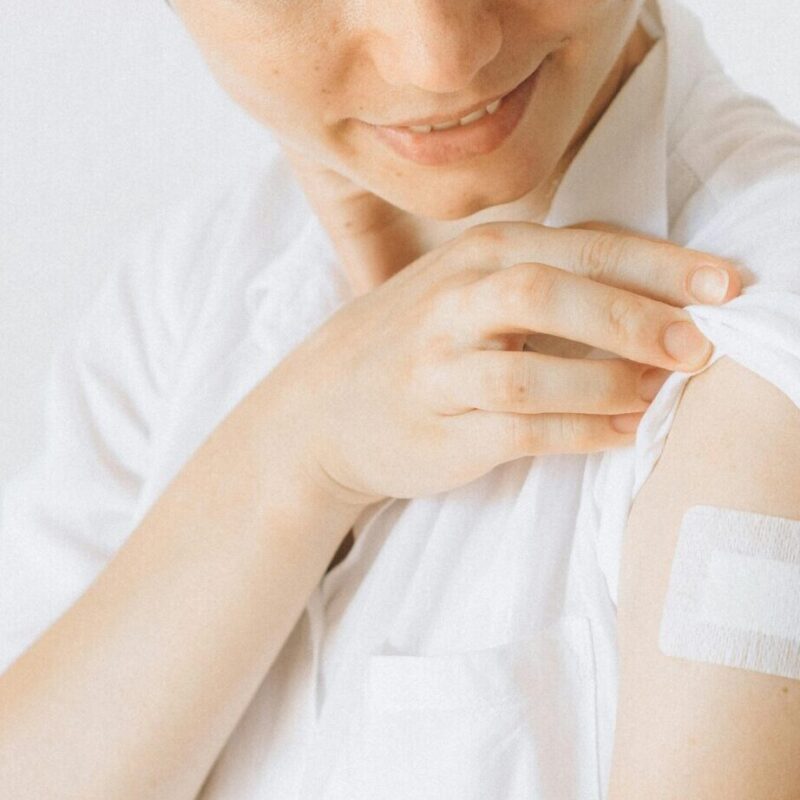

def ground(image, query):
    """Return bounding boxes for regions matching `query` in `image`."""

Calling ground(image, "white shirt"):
[3,0,800,797]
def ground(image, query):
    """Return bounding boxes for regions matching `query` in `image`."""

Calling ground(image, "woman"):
[1,0,799,797]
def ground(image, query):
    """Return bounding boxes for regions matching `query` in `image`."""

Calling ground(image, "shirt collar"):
[245,205,354,362]
[247,0,693,358]
[545,0,668,237]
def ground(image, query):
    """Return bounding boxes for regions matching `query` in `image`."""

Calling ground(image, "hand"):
[265,217,742,509]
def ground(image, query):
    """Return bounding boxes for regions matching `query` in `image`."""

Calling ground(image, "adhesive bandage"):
[659,505,800,680]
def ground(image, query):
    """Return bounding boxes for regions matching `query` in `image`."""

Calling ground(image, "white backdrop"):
[2,0,800,481]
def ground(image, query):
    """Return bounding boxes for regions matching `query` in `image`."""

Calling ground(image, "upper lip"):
[377,65,537,129]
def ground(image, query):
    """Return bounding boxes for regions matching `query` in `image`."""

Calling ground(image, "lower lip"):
[367,65,542,167]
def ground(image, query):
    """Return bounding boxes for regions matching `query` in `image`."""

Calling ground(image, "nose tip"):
[373,3,503,94]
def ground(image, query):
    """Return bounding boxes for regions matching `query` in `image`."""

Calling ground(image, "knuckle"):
[570,220,616,233]
[606,294,643,342]
[416,360,456,412]
[592,363,624,406]
[426,283,465,327]
[508,413,538,453]
[464,222,509,250]
[580,231,628,281]
[457,266,493,287]
[404,352,434,397]
[557,414,588,448]
[446,225,509,270]
[500,263,558,314]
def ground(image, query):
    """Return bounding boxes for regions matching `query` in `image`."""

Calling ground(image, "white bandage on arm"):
[659,505,800,680]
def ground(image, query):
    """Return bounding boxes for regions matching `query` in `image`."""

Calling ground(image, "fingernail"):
[662,320,713,368]
[611,412,644,433]
[638,367,670,401]
[689,266,729,303]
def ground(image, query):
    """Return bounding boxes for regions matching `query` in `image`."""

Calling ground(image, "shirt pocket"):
[349,615,601,800]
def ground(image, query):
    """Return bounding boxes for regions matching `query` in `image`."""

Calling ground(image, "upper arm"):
[608,355,800,799]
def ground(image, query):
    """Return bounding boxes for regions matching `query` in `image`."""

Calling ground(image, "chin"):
[380,161,547,221]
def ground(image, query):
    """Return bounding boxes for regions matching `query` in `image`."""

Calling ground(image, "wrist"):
[245,375,376,526]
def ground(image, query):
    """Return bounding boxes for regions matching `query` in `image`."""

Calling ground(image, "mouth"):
[364,62,544,167]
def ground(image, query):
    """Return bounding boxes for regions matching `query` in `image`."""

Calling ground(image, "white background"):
[2,0,800,481]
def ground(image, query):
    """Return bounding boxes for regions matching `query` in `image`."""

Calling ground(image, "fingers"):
[448,220,742,307]
[566,219,669,243]
[432,350,671,415]
[462,261,714,372]
[448,407,643,461]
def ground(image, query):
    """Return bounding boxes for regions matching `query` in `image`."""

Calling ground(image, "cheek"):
[530,0,617,32]
[178,2,341,137]
[541,0,636,77]
[530,0,637,53]
[200,45,339,145]
[218,63,336,149]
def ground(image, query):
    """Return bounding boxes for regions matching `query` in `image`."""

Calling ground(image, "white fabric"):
[659,504,800,680]
[2,0,800,797]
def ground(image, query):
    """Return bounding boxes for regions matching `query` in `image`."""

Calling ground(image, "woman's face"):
[172,0,645,220]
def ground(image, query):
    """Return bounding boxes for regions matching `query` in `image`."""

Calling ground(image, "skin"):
[168,2,800,793]
[1,1,781,798]
[610,356,800,799]
[171,0,654,292]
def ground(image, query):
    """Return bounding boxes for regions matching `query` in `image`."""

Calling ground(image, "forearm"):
[0,377,365,800]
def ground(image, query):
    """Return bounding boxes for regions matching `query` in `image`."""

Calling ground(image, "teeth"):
[458,108,487,126]
[431,119,460,131]
[406,96,504,133]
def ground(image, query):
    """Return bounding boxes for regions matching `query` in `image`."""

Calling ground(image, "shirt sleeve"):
[588,286,800,608]
[592,150,800,603]
[0,199,214,675]
[636,130,800,500]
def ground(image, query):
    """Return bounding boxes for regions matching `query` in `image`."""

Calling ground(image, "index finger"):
[453,220,743,308]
